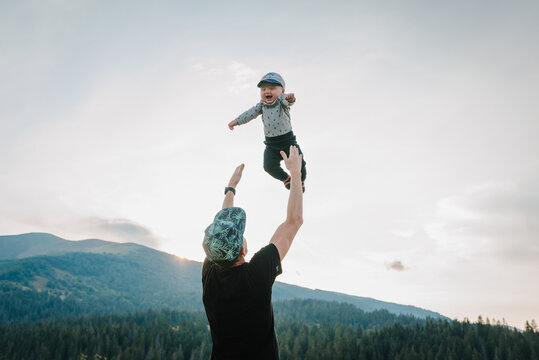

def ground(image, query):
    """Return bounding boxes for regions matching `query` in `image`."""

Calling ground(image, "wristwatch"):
[224,187,236,195]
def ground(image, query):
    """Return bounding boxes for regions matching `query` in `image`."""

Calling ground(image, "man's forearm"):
[286,170,303,224]
[221,164,244,209]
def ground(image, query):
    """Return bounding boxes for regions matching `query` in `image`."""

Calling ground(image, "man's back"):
[202,244,282,359]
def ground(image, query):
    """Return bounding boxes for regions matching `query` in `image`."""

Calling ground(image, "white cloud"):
[227,61,259,94]
[189,58,259,94]
[71,217,163,247]
[426,181,539,261]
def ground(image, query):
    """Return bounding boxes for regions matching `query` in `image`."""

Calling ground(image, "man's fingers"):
[229,164,245,187]
[282,146,302,168]
[235,164,244,177]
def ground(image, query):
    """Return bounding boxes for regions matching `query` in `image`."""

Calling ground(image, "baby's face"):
[259,83,284,104]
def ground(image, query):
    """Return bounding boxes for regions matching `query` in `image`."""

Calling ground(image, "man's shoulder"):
[247,244,282,277]
[250,243,279,260]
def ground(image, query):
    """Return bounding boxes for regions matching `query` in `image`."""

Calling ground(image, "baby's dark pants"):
[263,131,307,182]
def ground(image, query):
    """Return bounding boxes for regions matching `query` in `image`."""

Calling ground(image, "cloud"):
[386,260,406,271]
[425,181,539,261]
[190,58,259,94]
[0,211,163,249]
[75,217,163,248]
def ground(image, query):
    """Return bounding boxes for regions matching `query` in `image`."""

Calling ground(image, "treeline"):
[0,284,138,325]
[275,299,425,329]
[276,317,539,359]
[0,286,426,327]
[1,300,537,359]
[355,319,539,360]
[0,310,212,360]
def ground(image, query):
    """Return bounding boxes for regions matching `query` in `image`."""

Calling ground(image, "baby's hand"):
[285,93,295,102]
[228,120,238,130]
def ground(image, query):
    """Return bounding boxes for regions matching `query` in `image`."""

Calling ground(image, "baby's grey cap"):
[257,72,285,88]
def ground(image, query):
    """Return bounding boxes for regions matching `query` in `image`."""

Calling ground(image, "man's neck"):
[233,256,246,267]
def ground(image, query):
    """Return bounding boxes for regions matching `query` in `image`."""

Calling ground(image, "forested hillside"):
[0,251,202,324]
[0,300,537,360]
[0,233,446,324]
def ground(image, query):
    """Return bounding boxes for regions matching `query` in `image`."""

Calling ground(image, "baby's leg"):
[294,144,307,182]
[263,146,289,181]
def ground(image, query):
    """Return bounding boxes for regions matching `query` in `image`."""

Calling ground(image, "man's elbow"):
[288,215,303,228]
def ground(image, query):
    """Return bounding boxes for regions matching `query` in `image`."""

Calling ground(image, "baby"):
[228,72,307,192]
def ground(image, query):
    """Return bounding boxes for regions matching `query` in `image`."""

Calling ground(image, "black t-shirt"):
[202,243,283,360]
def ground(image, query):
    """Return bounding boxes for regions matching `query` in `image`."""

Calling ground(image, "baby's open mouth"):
[265,95,273,100]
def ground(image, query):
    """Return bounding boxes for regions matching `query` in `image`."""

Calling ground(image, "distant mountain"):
[0,233,447,324]
[0,233,145,260]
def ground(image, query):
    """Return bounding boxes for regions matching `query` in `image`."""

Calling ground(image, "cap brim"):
[257,79,283,88]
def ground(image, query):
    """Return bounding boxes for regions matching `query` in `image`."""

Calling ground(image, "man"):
[202,145,304,359]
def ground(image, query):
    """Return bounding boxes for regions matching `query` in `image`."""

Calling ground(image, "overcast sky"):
[1,0,538,329]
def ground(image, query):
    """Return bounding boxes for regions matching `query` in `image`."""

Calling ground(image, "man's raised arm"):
[222,164,244,209]
[270,146,304,260]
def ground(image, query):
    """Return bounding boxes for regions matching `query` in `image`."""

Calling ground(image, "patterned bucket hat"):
[203,207,246,262]
[257,72,285,88]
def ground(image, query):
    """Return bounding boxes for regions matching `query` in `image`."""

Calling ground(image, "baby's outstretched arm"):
[230,103,263,130]
[284,93,296,103]
[228,120,238,131]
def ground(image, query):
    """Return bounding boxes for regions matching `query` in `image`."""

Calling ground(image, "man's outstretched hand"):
[228,164,245,188]
[280,146,302,177]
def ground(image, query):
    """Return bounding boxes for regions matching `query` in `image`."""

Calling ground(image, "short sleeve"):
[247,244,282,287]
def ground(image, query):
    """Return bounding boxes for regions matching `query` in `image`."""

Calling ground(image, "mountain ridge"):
[0,233,447,323]
[0,232,147,260]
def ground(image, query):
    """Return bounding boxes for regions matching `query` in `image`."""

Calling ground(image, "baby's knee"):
[263,161,275,172]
